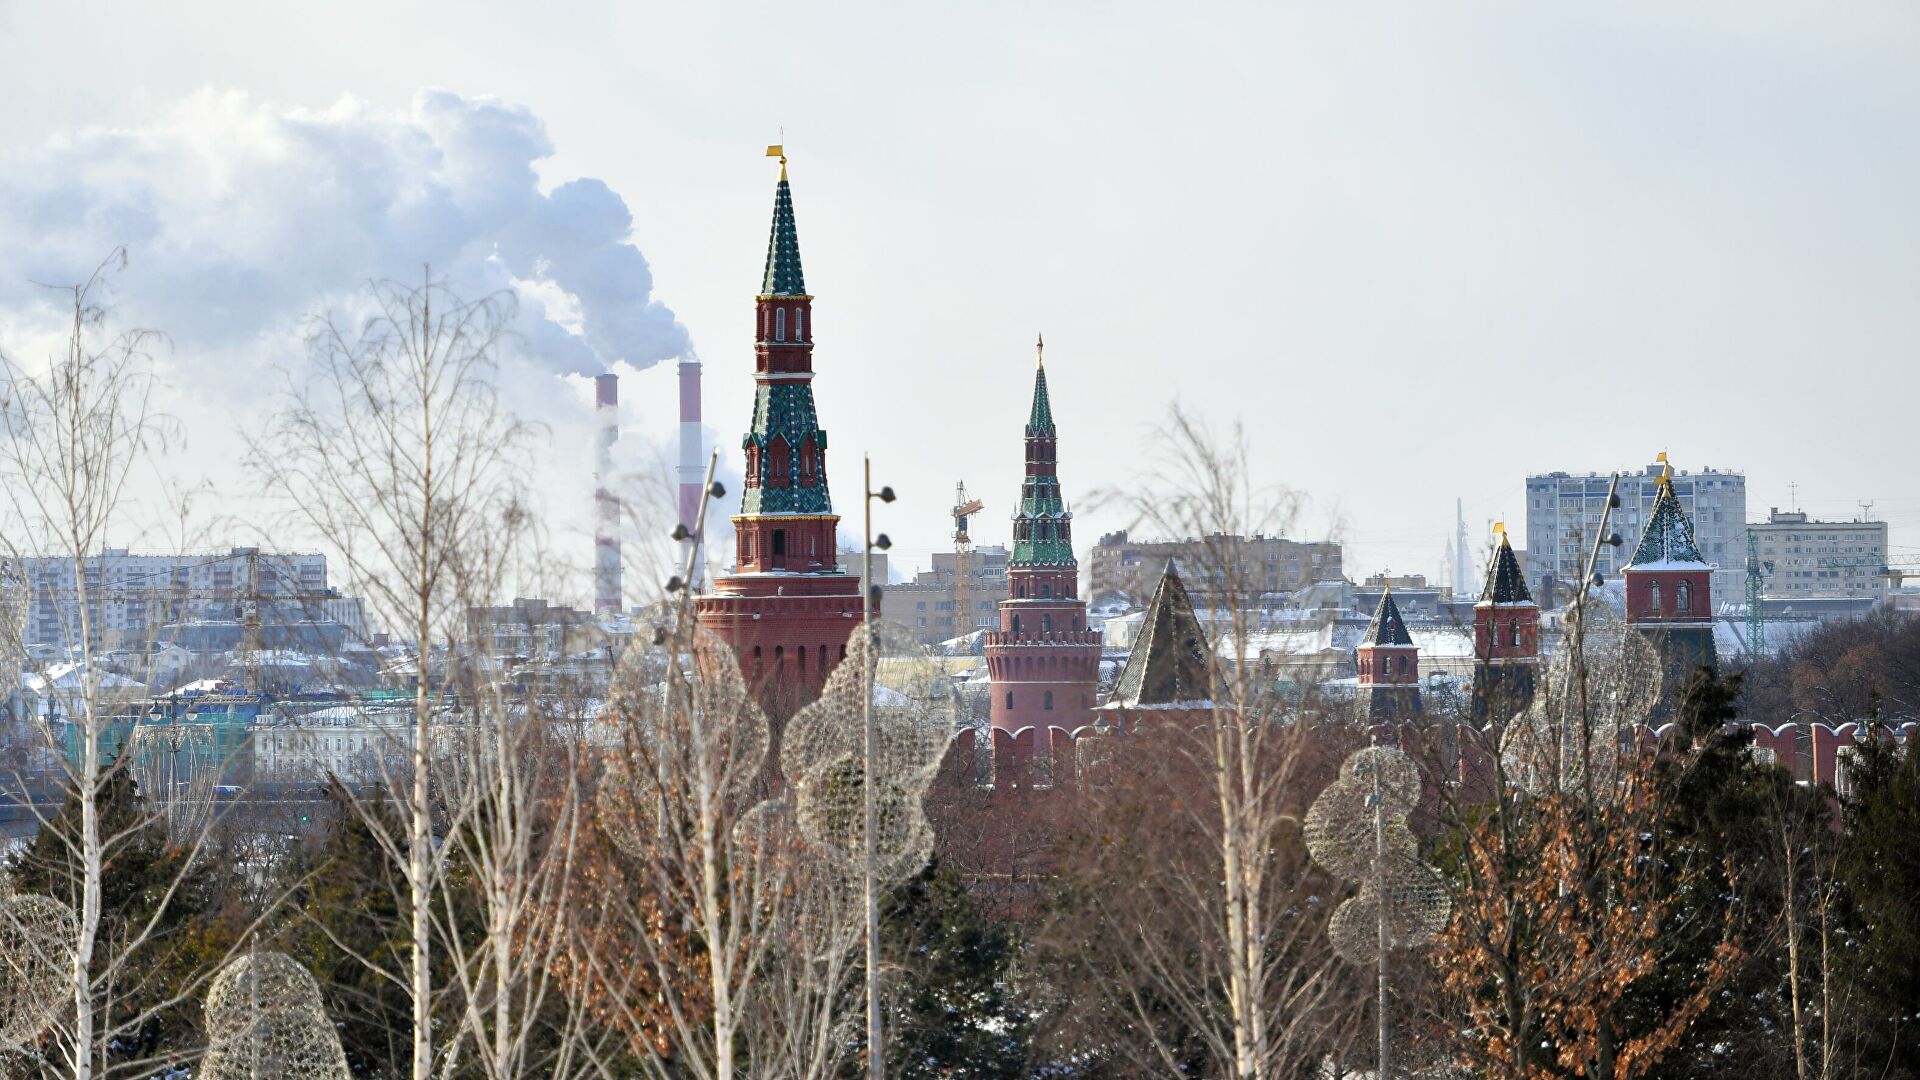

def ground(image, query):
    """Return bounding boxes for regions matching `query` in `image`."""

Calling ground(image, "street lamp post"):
[860,453,893,1080]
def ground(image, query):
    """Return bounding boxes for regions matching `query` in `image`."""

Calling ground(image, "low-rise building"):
[882,546,1009,644]
[1747,509,1890,601]
[1088,531,1342,610]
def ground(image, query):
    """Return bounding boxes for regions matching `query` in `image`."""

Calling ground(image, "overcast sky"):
[0,1,1915,600]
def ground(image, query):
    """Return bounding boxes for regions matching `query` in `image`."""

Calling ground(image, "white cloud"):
[0,88,717,606]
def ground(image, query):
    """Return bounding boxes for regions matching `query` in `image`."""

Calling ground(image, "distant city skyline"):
[1,2,1915,602]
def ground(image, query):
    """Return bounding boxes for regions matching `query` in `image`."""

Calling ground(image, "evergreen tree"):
[874,862,1036,1079]
[10,765,247,1070]
[1836,735,1920,1078]
[273,780,436,1077]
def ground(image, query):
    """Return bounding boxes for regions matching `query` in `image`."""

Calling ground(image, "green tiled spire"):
[1011,342,1075,567]
[760,172,807,297]
[1627,479,1708,568]
[1026,340,1055,436]
[1361,588,1415,646]
[1480,531,1534,604]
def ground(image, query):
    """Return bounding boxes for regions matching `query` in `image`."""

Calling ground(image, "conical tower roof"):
[1626,479,1709,569]
[1361,587,1415,646]
[760,169,807,297]
[1479,531,1533,604]
[1107,564,1212,707]
[1027,340,1055,436]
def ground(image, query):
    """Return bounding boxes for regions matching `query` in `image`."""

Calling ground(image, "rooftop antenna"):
[1859,499,1875,522]
[1788,481,1799,512]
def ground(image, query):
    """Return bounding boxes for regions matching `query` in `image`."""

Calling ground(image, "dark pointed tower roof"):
[1479,531,1533,604]
[1361,587,1415,646]
[1626,474,1709,569]
[759,163,807,298]
[1108,564,1212,707]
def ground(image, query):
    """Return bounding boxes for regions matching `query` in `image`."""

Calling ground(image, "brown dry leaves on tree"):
[1436,772,1743,1080]
[545,815,705,1064]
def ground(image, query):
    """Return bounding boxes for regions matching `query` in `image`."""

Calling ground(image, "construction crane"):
[950,482,985,640]
[1744,529,1768,657]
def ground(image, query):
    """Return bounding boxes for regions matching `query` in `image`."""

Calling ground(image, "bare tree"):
[0,253,265,1076]
[1062,405,1362,1078]
[252,273,539,1079]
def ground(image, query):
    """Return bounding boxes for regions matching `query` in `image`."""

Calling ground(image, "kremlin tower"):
[1622,456,1718,693]
[1356,587,1423,722]
[1471,526,1539,724]
[984,339,1101,736]
[695,155,864,719]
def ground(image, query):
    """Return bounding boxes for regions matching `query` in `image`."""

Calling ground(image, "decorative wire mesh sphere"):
[791,752,935,885]
[781,620,958,891]
[1500,603,1663,796]
[1339,745,1423,816]
[201,951,350,1080]
[1326,855,1451,964]
[598,617,770,857]
[782,620,958,792]
[0,894,75,1046]
[1304,787,1418,883]
[1307,746,1450,967]
[128,723,220,844]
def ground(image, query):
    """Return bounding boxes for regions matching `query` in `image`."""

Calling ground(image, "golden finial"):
[1036,332,1045,368]
[1655,450,1672,489]
[1493,520,1506,539]
[765,142,787,181]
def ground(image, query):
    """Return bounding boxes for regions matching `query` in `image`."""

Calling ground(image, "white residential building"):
[1525,464,1746,606]
[1747,509,1890,600]
[21,547,334,653]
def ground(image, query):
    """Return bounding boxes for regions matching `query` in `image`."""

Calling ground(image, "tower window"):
[1044,691,1054,711]
[1040,582,1052,598]
[1042,613,1053,632]
[1676,580,1691,613]
[1649,580,1662,613]
[794,307,804,340]
[774,308,786,341]
[1005,691,1014,710]
[1011,614,1021,634]
[1509,620,1521,647]
[772,530,786,556]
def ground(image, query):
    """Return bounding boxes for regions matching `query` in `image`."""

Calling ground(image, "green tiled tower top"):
[740,383,832,515]
[740,164,830,516]
[1011,344,1075,567]
[1480,531,1534,604]
[1361,588,1415,647]
[1026,359,1055,436]
[760,170,807,298]
[1627,477,1709,569]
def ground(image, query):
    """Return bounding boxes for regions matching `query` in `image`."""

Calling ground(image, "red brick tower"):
[1623,456,1717,693]
[695,156,863,719]
[985,339,1101,734]
[1356,586,1423,722]
[1471,526,1539,724]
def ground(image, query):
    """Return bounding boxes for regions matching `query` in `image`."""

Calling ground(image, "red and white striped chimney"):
[593,373,622,613]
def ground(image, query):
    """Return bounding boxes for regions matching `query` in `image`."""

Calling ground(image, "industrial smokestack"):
[594,373,622,613]
[678,359,704,586]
